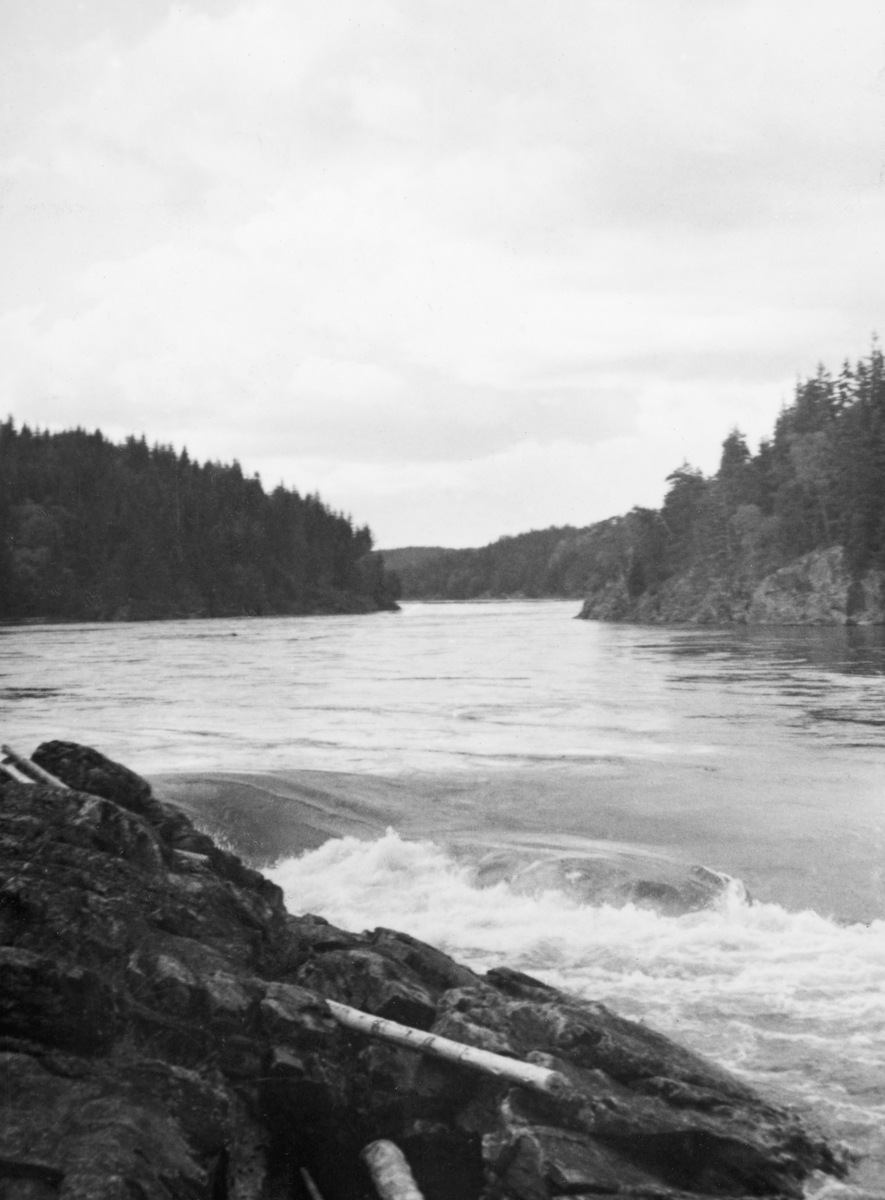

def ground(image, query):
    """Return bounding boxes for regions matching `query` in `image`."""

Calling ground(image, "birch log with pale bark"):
[326,998,572,1097]
[1,745,70,789]
[361,1141,424,1200]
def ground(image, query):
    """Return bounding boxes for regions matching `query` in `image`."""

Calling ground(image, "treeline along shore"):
[0,422,400,623]
[388,348,885,624]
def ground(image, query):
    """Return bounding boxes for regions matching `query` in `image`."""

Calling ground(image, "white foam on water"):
[268,830,885,1198]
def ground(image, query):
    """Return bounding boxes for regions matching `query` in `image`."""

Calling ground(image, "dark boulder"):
[0,744,851,1200]
[32,740,166,825]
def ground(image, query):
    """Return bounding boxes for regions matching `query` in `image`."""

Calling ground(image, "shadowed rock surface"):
[578,545,885,626]
[0,741,850,1200]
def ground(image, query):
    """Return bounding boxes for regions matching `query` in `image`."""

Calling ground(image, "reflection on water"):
[659,622,885,675]
[657,624,885,746]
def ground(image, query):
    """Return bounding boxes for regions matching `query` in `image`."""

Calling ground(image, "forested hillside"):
[0,422,400,622]
[394,348,885,620]
[387,527,603,599]
[576,347,885,621]
[379,546,449,573]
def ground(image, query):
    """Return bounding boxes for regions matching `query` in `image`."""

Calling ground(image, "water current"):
[1,600,884,1196]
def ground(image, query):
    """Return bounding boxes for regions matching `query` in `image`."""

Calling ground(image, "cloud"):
[1,0,884,545]
[257,436,672,548]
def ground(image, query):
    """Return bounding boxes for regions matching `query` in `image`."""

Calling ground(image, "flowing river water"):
[2,600,884,1197]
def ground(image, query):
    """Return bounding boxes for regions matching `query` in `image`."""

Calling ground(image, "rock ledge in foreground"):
[0,740,850,1200]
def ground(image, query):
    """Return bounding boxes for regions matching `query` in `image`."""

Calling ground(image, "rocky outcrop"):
[579,546,885,625]
[746,546,885,625]
[577,571,751,625]
[0,742,850,1200]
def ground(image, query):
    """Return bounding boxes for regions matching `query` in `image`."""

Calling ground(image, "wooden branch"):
[1,746,70,790]
[0,761,33,785]
[298,1167,325,1200]
[326,1000,572,1098]
[361,1141,424,1200]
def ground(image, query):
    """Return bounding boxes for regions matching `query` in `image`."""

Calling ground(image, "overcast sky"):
[2,1,885,548]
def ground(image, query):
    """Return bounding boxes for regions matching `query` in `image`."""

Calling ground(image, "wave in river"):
[269,830,885,1198]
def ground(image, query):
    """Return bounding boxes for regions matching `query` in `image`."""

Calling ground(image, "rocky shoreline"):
[0,742,851,1199]
[578,545,885,625]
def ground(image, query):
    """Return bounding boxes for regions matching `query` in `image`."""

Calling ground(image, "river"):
[2,600,883,1197]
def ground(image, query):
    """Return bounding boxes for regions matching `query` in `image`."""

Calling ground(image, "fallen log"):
[298,1167,325,1200]
[361,1140,424,1200]
[1,745,70,790]
[326,999,572,1098]
[0,761,31,785]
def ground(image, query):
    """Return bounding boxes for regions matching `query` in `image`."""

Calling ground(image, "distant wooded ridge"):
[0,422,400,622]
[387,348,885,611]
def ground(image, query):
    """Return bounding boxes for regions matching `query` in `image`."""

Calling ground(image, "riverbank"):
[578,546,885,626]
[0,597,401,627]
[0,741,851,1200]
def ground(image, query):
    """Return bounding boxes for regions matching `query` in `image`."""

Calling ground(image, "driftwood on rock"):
[0,740,853,1200]
[1,743,70,789]
[298,1167,326,1200]
[0,761,28,785]
[326,998,573,1098]
[361,1141,425,1200]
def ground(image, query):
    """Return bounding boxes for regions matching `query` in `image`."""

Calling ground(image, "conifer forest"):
[0,423,400,622]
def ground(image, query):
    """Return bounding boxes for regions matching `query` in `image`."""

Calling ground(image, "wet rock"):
[441,976,847,1198]
[0,743,851,1200]
[32,740,167,825]
[60,791,169,872]
[0,1050,229,1200]
[274,912,368,974]
[258,981,338,1047]
[368,928,483,994]
[476,968,758,1100]
[483,1091,657,1199]
[296,947,439,1029]
[399,1122,486,1200]
[0,947,117,1052]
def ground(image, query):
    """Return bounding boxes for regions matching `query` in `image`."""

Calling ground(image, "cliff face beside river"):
[578,545,885,625]
[0,742,850,1200]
